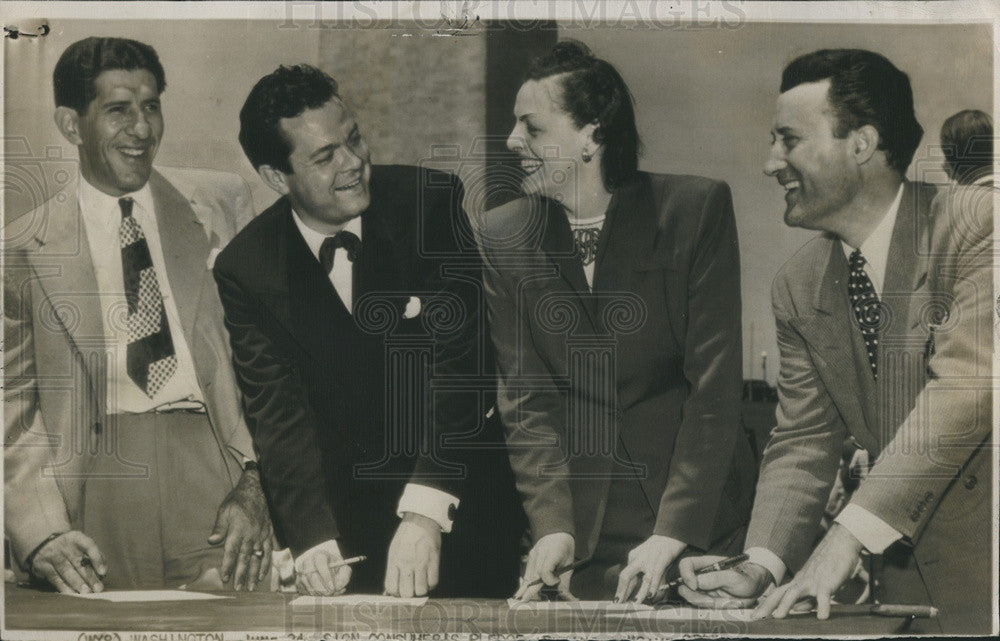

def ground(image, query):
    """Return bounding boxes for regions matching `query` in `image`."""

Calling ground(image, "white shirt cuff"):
[834,504,902,553]
[396,483,459,533]
[746,547,786,585]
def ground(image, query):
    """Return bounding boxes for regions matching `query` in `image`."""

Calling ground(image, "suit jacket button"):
[909,510,920,522]
[963,475,978,490]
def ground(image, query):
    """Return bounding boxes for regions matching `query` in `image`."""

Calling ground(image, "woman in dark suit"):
[479,41,757,601]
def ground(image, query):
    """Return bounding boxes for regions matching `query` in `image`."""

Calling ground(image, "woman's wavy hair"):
[526,40,641,191]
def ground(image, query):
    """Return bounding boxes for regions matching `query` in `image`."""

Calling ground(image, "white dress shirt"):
[747,184,905,584]
[78,176,204,414]
[290,210,458,551]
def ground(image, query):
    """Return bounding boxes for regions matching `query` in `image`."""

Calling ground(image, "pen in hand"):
[520,559,588,591]
[329,555,366,570]
[615,553,750,603]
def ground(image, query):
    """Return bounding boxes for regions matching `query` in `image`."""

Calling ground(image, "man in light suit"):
[4,37,275,593]
[679,49,993,634]
[213,65,522,597]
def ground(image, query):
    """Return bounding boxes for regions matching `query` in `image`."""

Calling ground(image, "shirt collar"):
[841,183,904,293]
[291,208,363,261]
[78,172,155,232]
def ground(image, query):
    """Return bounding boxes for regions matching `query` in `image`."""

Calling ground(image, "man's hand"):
[29,532,107,594]
[384,512,442,597]
[514,532,575,601]
[677,555,773,609]
[615,535,687,603]
[294,539,351,595]
[207,467,274,591]
[753,523,864,620]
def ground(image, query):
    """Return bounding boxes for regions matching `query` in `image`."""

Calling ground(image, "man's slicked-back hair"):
[526,40,641,191]
[53,37,166,114]
[941,109,993,185]
[239,64,341,174]
[780,49,923,176]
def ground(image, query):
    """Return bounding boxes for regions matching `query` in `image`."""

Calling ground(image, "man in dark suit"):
[679,50,993,634]
[213,64,521,597]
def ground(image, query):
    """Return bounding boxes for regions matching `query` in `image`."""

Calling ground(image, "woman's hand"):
[514,532,575,601]
[615,535,687,602]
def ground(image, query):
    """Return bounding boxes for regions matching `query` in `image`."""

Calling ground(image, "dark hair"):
[780,49,923,176]
[239,64,341,173]
[53,37,166,114]
[940,109,993,185]
[526,40,640,191]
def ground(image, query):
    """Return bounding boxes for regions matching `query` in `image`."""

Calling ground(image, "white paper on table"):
[507,599,654,611]
[290,595,428,607]
[68,590,230,602]
[605,606,756,621]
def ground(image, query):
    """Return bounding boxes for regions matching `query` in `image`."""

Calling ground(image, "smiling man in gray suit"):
[679,49,993,634]
[4,37,275,593]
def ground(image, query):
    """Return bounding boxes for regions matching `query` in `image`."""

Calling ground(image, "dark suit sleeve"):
[406,176,486,499]
[213,264,339,556]
[653,181,746,549]
[478,222,575,543]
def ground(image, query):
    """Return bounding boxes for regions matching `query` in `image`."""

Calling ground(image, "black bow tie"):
[319,231,362,274]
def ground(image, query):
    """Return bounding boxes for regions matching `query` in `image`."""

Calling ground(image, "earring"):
[582,150,592,163]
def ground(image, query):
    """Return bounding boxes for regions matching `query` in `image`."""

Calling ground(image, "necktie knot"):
[849,248,867,273]
[119,197,135,219]
[319,231,361,274]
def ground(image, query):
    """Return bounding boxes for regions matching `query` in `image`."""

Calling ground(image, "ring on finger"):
[252,549,265,558]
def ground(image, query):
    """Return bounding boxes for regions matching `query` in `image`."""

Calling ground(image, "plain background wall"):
[3,20,485,218]
[3,20,991,384]
[569,23,992,382]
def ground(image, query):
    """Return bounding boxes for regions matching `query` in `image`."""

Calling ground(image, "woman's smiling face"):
[506,75,594,201]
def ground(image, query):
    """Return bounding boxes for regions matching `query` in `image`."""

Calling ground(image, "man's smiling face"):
[277,97,373,233]
[765,80,860,232]
[75,68,163,196]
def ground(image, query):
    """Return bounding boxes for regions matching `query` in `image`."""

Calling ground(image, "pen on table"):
[615,552,751,602]
[520,559,588,590]
[329,555,366,569]
[870,604,938,618]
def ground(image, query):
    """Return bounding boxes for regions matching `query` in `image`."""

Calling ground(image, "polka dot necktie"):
[848,249,881,381]
[120,197,177,398]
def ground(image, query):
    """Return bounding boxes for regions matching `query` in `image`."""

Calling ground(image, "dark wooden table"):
[4,585,915,637]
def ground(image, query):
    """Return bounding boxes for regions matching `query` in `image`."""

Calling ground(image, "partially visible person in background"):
[941,109,993,187]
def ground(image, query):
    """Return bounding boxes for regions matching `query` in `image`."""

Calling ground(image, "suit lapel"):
[282,207,355,354]
[790,240,879,452]
[357,185,407,302]
[27,176,105,353]
[541,200,597,331]
[592,176,657,332]
[149,170,211,347]
[876,182,933,448]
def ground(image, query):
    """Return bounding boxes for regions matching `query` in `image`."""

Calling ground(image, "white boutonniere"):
[403,296,422,319]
